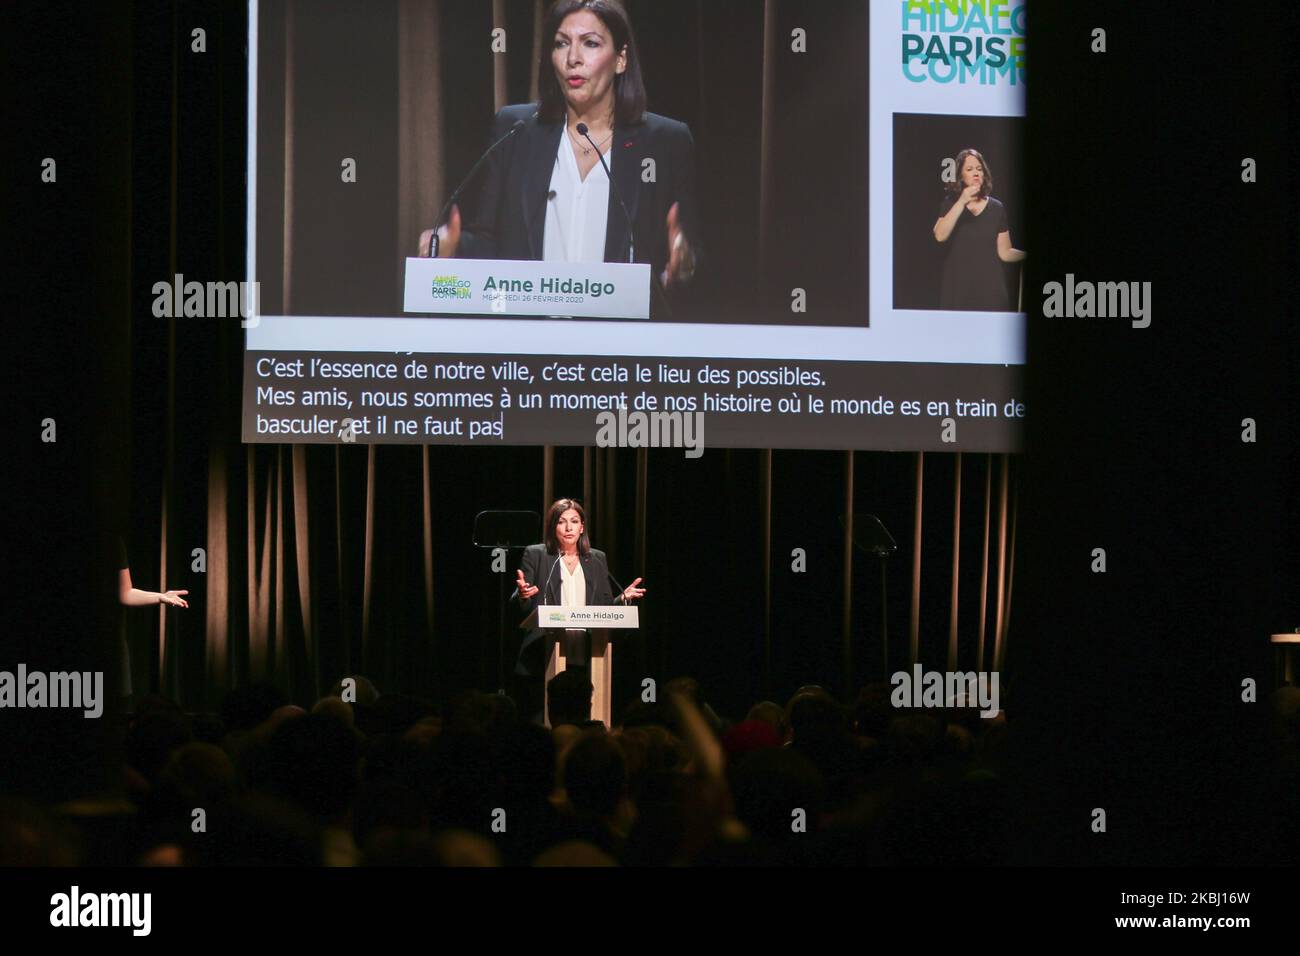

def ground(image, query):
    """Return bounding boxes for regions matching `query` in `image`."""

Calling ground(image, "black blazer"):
[458,103,702,291]
[509,543,621,676]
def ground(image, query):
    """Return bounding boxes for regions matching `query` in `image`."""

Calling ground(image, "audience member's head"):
[442,689,496,734]
[126,711,193,783]
[786,691,853,769]
[499,722,558,802]
[328,675,380,708]
[220,683,289,736]
[533,840,617,866]
[616,724,687,802]
[424,729,497,833]
[551,723,585,785]
[431,830,501,866]
[745,701,789,741]
[888,713,945,765]
[189,712,227,746]
[852,682,894,739]
[548,670,593,727]
[785,687,841,735]
[353,779,427,849]
[722,719,782,766]
[199,793,323,866]
[619,697,671,730]
[260,714,361,823]
[729,746,824,843]
[360,829,441,866]
[563,732,627,821]
[361,828,500,866]
[157,742,237,811]
[0,798,79,866]
[267,704,306,730]
[365,693,437,736]
[313,695,355,729]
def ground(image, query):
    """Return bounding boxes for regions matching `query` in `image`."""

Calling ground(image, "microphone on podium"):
[605,566,638,606]
[577,122,636,264]
[540,553,562,604]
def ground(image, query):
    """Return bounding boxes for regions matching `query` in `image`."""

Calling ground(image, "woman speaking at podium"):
[511,498,644,724]
[419,0,700,293]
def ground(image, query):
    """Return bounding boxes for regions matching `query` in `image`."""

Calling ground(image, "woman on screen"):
[932,148,1025,312]
[511,498,644,725]
[419,0,700,291]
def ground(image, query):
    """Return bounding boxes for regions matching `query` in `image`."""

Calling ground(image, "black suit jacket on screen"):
[457,103,702,285]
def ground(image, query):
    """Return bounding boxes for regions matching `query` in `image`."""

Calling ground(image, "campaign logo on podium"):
[430,275,472,301]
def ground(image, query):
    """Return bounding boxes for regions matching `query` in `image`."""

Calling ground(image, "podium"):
[520,605,639,728]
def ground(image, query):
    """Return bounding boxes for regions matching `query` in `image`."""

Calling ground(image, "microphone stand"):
[429,119,525,257]
[576,122,676,320]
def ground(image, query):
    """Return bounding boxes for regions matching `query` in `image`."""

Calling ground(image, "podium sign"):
[534,605,639,629]
[528,605,639,729]
[404,257,651,319]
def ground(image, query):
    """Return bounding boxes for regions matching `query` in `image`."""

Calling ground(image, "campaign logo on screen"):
[430,275,472,300]
[899,0,1026,86]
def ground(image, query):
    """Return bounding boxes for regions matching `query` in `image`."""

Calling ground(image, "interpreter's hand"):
[660,202,695,288]
[160,589,189,609]
[419,204,462,258]
[516,569,539,601]
[620,577,645,603]
[958,184,981,207]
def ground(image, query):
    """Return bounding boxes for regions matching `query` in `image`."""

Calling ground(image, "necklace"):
[568,124,612,155]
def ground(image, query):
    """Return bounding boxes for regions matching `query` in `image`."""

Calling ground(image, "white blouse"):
[543,132,611,264]
[558,555,586,608]
[558,554,586,641]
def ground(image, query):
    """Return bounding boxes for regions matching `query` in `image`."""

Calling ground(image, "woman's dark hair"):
[537,0,647,126]
[543,498,591,556]
[945,147,994,201]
